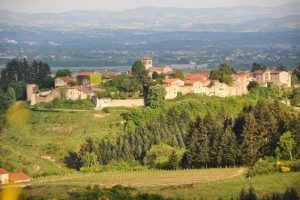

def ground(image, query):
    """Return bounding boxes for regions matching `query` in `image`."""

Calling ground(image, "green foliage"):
[247,81,259,91]
[275,131,297,160]
[292,63,300,83]
[144,143,175,169]
[34,98,94,110]
[8,81,27,100]
[174,70,184,80]
[237,187,258,200]
[81,152,99,168]
[131,60,149,85]
[146,85,166,108]
[291,88,300,107]
[90,73,102,86]
[209,63,234,86]
[251,63,267,72]
[55,69,71,77]
[0,58,53,90]
[247,158,277,177]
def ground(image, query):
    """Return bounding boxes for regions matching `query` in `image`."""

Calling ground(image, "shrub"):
[102,107,111,113]
[247,158,277,177]
[281,166,291,173]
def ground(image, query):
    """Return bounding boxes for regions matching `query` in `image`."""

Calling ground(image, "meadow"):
[0,109,124,176]
[19,171,300,199]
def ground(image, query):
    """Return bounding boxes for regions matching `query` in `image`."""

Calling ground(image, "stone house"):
[0,168,30,185]
[64,85,93,100]
[163,78,185,86]
[140,57,153,70]
[252,70,291,87]
[149,66,173,77]
[55,76,75,87]
[76,72,102,86]
[0,168,9,185]
[140,57,174,77]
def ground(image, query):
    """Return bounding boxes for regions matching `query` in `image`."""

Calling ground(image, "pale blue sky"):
[0,0,299,13]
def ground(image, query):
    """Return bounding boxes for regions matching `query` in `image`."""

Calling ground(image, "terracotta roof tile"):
[163,78,182,84]
[0,168,8,174]
[57,76,75,83]
[185,73,209,81]
[70,86,91,94]
[9,172,30,182]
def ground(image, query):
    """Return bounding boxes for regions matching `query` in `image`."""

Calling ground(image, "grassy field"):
[32,167,245,186]
[0,109,124,176]
[19,171,300,199]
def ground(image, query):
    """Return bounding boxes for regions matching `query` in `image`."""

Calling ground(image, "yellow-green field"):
[32,167,245,186]
[19,170,300,200]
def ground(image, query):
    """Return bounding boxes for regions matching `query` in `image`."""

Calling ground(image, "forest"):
[66,98,299,171]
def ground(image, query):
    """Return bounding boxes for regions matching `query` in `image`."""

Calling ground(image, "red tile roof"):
[184,80,198,85]
[237,71,248,76]
[149,66,172,72]
[0,168,8,174]
[57,76,75,83]
[163,78,182,84]
[185,73,209,81]
[102,71,120,78]
[78,72,94,76]
[70,85,91,94]
[9,172,30,182]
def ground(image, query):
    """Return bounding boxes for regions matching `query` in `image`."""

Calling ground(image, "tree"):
[166,150,179,170]
[146,85,166,108]
[0,58,52,90]
[81,152,99,168]
[174,70,184,80]
[247,81,259,91]
[240,112,260,165]
[275,131,296,160]
[292,63,300,81]
[8,81,26,100]
[251,63,267,72]
[276,65,287,71]
[7,87,16,102]
[131,60,149,84]
[55,69,71,77]
[209,63,234,86]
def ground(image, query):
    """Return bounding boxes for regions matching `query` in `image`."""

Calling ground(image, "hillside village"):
[27,57,292,108]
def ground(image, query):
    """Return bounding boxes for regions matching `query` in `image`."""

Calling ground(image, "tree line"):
[0,58,53,92]
[65,99,299,170]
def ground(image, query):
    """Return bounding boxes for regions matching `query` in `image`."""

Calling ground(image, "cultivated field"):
[20,171,300,200]
[32,167,245,186]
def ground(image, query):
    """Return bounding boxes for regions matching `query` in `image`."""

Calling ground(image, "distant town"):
[27,57,292,109]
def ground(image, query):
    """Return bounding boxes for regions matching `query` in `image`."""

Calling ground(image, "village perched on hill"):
[27,57,292,109]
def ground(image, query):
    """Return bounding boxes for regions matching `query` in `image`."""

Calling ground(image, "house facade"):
[252,70,291,87]
[65,86,93,100]
[55,76,75,87]
[0,168,30,185]
[0,168,9,185]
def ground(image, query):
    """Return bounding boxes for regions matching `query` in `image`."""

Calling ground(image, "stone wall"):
[27,84,62,105]
[93,97,145,109]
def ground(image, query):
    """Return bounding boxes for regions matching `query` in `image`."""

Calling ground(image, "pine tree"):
[240,112,259,165]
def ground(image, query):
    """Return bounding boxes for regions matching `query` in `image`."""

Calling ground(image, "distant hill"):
[0,3,300,32]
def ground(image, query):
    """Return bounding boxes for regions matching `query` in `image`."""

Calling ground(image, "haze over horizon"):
[0,0,299,13]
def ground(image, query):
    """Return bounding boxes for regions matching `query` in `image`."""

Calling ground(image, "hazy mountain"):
[0,3,300,32]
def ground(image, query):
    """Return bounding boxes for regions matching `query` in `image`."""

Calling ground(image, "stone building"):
[252,70,291,87]
[64,85,93,100]
[55,76,75,87]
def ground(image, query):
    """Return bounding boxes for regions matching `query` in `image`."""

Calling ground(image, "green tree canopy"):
[146,85,166,108]
[55,69,71,77]
[275,131,296,160]
[174,70,184,80]
[209,63,234,86]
